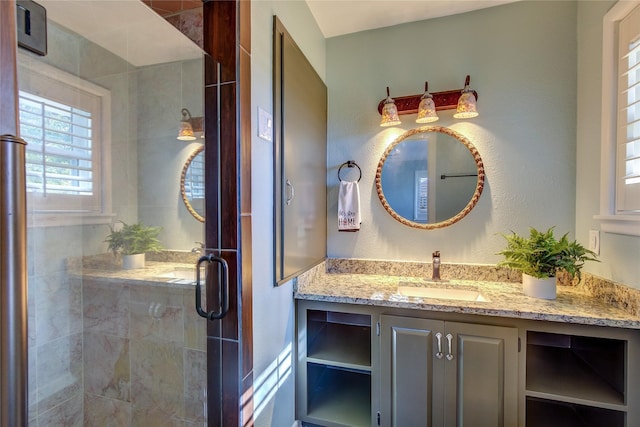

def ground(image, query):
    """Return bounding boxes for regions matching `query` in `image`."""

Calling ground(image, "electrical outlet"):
[589,229,600,255]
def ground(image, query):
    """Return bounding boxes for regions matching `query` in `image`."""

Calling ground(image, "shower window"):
[18,55,112,226]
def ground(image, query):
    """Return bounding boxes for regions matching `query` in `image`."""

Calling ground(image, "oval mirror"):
[181,145,205,223]
[375,126,484,229]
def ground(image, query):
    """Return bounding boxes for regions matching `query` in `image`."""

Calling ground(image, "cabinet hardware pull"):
[435,332,443,359]
[446,333,454,361]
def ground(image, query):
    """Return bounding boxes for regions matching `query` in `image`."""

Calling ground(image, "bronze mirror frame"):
[375,125,485,230]
[180,145,205,223]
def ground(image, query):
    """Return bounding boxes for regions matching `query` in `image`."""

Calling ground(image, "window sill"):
[594,215,640,237]
[28,211,116,228]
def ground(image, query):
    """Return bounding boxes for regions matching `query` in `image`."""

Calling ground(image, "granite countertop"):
[67,253,201,289]
[294,260,640,329]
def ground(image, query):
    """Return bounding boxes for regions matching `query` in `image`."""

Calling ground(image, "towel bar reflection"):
[440,173,478,180]
[338,160,362,182]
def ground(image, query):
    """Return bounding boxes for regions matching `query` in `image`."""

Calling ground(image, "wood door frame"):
[202,1,253,425]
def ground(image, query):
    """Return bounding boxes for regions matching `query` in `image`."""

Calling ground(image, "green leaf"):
[105,221,163,256]
[497,227,598,280]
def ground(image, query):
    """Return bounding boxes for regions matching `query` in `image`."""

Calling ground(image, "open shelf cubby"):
[526,331,626,406]
[526,397,625,427]
[306,310,371,369]
[306,363,371,427]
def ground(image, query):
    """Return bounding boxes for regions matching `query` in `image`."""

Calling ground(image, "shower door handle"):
[285,179,295,205]
[195,254,229,320]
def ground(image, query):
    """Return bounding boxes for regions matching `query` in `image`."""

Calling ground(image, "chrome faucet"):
[191,241,205,254]
[432,251,441,281]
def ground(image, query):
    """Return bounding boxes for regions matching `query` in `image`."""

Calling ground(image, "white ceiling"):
[305,0,519,38]
[38,0,203,67]
[38,0,517,65]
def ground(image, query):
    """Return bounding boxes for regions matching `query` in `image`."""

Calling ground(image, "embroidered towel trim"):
[338,180,361,232]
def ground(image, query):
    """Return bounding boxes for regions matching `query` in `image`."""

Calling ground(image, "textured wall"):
[326,1,578,265]
[250,1,325,425]
[575,0,640,290]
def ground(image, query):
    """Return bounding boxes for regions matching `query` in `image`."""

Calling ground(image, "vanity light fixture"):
[177,108,204,141]
[379,87,402,127]
[415,81,439,123]
[377,76,478,120]
[453,75,479,119]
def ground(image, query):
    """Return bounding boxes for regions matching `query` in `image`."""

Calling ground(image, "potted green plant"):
[497,227,598,299]
[105,221,163,269]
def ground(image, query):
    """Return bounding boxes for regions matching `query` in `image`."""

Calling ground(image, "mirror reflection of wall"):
[136,58,205,249]
[377,126,484,229]
[434,134,478,222]
[381,138,430,221]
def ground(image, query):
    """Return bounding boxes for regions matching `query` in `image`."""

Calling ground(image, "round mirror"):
[181,145,205,223]
[375,126,484,229]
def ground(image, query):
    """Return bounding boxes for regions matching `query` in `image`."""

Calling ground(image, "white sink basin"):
[398,286,489,302]
[156,268,202,283]
[158,269,194,280]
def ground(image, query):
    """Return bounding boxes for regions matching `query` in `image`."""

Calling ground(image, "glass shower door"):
[19,2,207,425]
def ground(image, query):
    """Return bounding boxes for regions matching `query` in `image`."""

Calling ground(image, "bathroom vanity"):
[294,260,640,427]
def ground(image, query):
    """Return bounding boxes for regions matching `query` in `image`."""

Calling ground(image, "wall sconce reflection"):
[177,108,204,141]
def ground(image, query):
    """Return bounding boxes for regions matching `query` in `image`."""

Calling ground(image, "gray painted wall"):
[326,1,577,264]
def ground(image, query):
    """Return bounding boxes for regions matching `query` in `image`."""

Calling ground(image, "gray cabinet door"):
[380,316,518,427]
[444,322,518,427]
[380,315,444,427]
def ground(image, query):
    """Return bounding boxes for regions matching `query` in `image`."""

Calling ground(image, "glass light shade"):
[416,94,439,123]
[453,90,479,119]
[177,120,196,141]
[380,96,401,127]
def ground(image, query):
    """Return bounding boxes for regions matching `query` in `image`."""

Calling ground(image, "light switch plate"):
[258,107,273,142]
[589,229,600,255]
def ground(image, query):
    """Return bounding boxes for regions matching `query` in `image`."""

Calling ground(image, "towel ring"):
[338,160,362,182]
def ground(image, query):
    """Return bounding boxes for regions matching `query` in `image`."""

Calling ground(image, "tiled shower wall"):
[82,279,206,426]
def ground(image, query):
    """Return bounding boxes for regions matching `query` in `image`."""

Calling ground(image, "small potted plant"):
[105,221,163,269]
[497,227,598,299]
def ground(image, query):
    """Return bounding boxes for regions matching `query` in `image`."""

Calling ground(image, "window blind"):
[19,91,94,196]
[184,151,205,199]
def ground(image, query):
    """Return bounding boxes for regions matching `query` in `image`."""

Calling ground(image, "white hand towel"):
[338,180,361,232]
